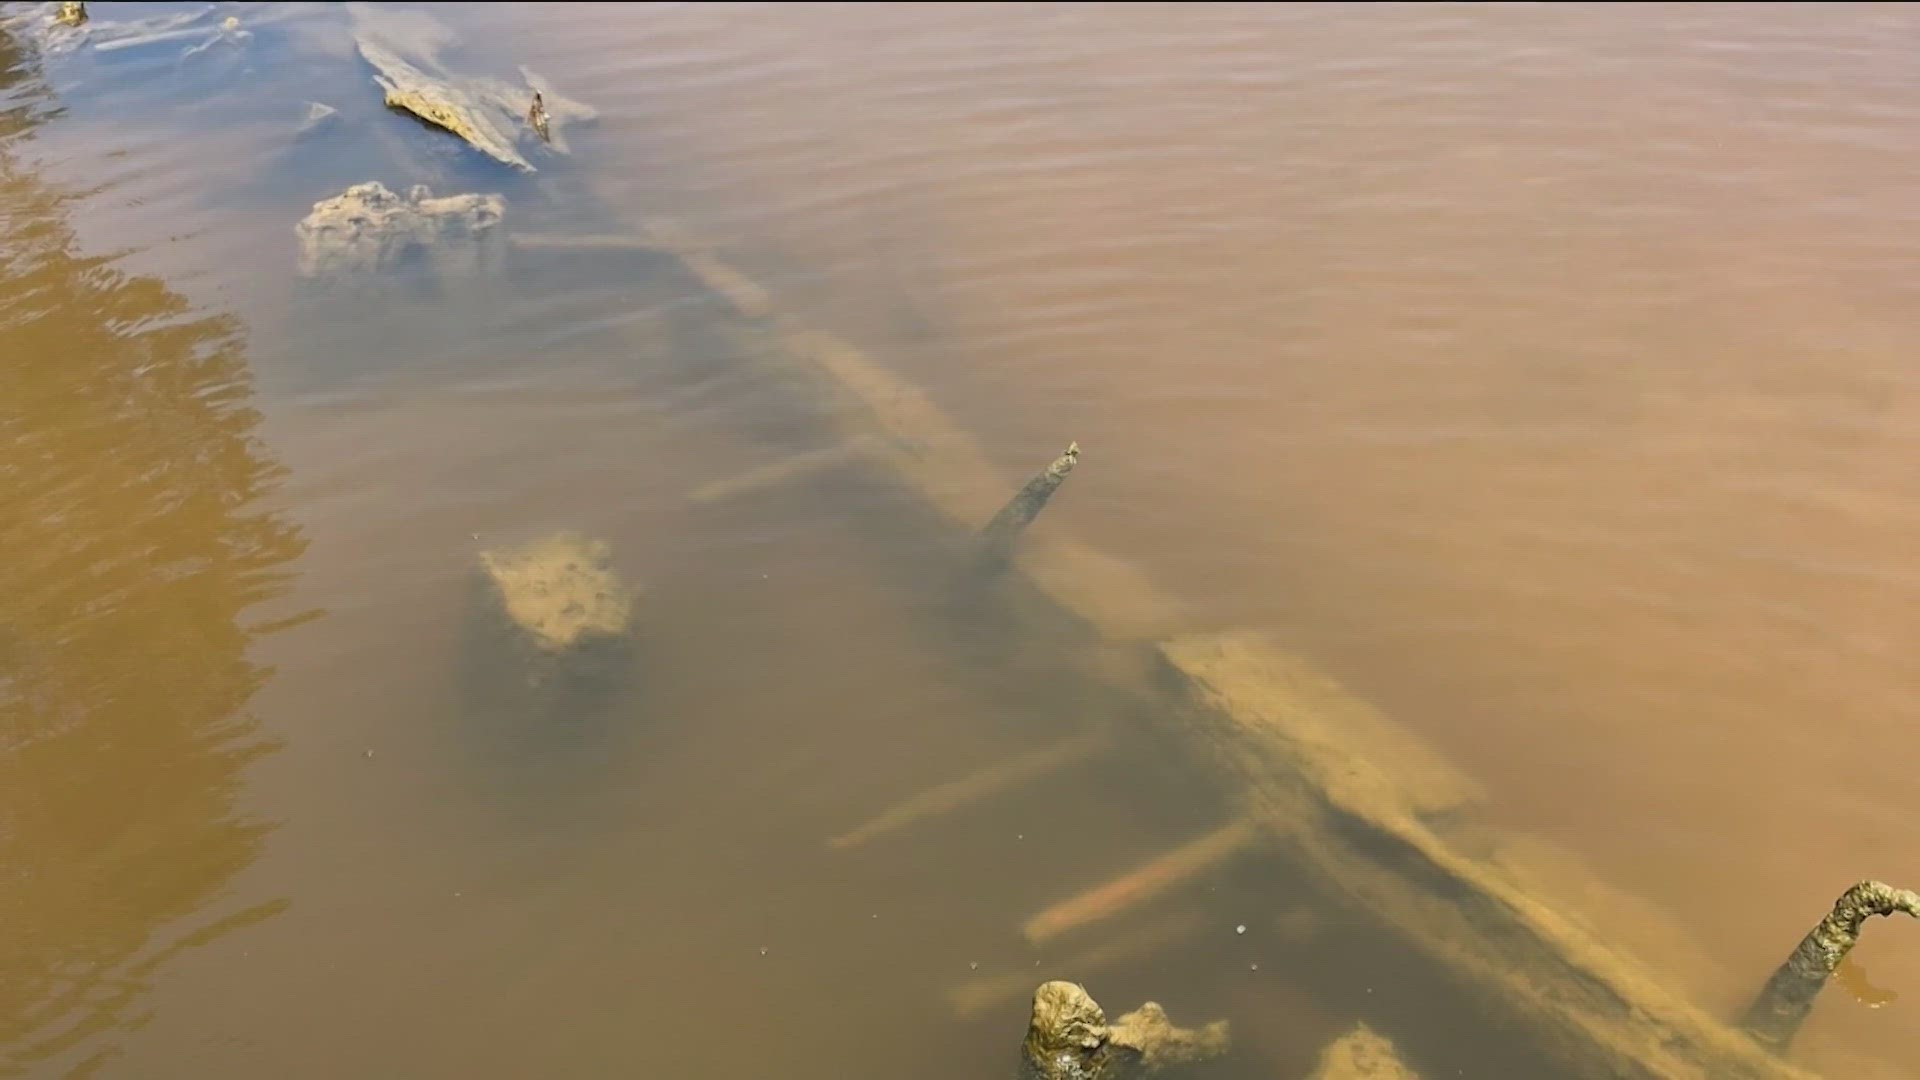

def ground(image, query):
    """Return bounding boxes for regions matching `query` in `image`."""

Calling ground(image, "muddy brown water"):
[3,3,1918,1077]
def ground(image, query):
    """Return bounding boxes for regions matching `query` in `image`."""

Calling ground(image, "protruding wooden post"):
[1024,981,1114,1080]
[980,442,1079,565]
[528,91,551,142]
[1740,880,1919,1051]
[1021,981,1228,1079]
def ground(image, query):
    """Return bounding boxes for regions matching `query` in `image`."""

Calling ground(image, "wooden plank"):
[830,731,1106,851]
[1023,819,1261,946]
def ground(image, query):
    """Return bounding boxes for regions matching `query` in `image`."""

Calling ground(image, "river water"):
[2,3,1916,1077]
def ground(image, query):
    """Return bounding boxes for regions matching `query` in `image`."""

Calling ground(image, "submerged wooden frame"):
[606,213,1841,1080]
[338,18,1908,1071]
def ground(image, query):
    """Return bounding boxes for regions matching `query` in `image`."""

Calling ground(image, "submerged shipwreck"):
[21,2,1903,1072]
[330,11,1912,1076]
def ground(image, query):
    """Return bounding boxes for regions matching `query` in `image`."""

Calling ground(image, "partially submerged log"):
[1160,633,1834,1079]
[1740,880,1919,1051]
[351,6,594,171]
[1022,981,1227,1080]
[294,181,505,280]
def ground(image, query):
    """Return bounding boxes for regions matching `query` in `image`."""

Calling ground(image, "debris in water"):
[1235,924,1246,935]
[55,1,84,28]
[528,91,550,142]
[294,181,505,280]
[979,442,1079,566]
[1308,1024,1420,1080]
[70,3,265,59]
[1021,981,1227,1080]
[297,101,340,139]
[178,12,248,60]
[1740,879,1919,1051]
[350,4,596,170]
[1108,1000,1230,1071]
[574,142,1856,1080]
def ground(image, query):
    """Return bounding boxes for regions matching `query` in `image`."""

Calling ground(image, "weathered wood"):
[830,730,1105,851]
[1740,881,1919,1051]
[1160,632,1807,1079]
[351,6,593,172]
[581,180,1847,1080]
[980,443,1079,563]
[1023,818,1260,945]
[527,90,550,142]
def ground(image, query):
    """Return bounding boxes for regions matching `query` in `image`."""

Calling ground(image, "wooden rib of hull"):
[830,731,1106,851]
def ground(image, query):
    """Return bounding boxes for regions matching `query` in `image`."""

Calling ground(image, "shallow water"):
[3,3,1918,1077]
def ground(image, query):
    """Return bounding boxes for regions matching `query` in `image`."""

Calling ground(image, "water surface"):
[3,3,1918,1077]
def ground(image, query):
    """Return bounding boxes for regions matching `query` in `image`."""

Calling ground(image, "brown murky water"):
[4,3,1918,1077]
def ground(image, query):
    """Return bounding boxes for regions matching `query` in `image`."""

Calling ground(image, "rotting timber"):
[331,21,1893,1078]
[1021,981,1229,1080]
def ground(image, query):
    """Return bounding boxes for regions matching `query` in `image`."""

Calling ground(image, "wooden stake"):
[1740,880,1919,1051]
[979,442,1079,565]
